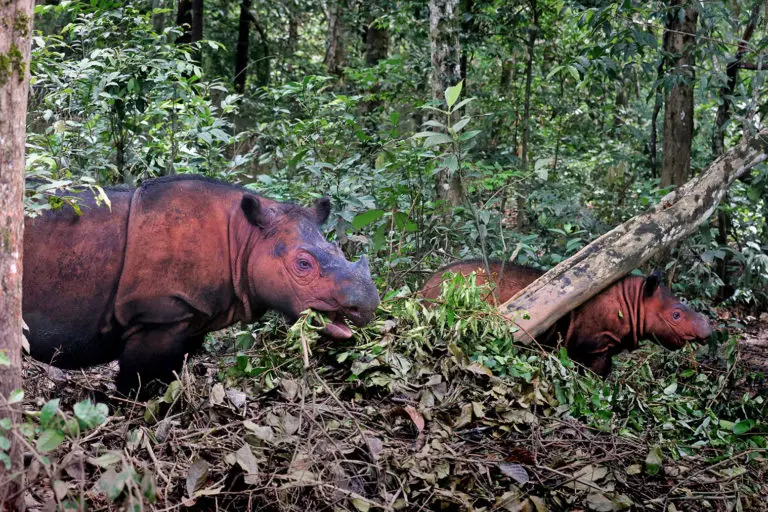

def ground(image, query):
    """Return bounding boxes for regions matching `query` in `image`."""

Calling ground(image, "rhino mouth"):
[310,307,373,340]
[318,310,354,339]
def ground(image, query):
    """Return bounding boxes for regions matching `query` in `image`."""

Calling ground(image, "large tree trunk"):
[365,15,389,66]
[649,59,664,178]
[361,4,389,122]
[660,0,698,188]
[459,0,473,83]
[0,1,34,508]
[501,132,768,341]
[429,0,463,206]
[286,7,299,75]
[324,0,346,76]
[252,16,270,87]
[516,0,538,229]
[176,0,203,65]
[234,0,250,94]
[176,0,203,44]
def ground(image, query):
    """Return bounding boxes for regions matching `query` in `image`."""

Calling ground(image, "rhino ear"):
[312,197,332,225]
[644,270,663,297]
[241,194,272,228]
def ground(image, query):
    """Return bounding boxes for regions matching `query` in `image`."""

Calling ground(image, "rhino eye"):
[297,258,313,271]
[672,311,681,321]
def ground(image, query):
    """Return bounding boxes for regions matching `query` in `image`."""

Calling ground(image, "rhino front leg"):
[567,334,618,378]
[116,323,199,399]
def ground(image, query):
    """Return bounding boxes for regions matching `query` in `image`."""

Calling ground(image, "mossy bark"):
[0,1,34,509]
[429,0,463,207]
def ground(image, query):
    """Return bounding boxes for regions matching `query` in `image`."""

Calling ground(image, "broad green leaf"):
[421,120,447,129]
[74,400,108,429]
[352,209,385,229]
[7,389,23,404]
[663,382,678,395]
[445,81,463,108]
[733,419,755,435]
[162,380,182,403]
[442,154,459,172]
[424,133,453,147]
[352,498,370,512]
[88,451,123,468]
[645,445,662,475]
[459,130,481,141]
[37,429,65,453]
[452,97,476,111]
[97,468,126,501]
[452,117,471,133]
[40,399,60,427]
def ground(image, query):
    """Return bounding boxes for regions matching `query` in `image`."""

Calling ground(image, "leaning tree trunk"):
[234,0,251,94]
[0,1,34,509]
[429,0,463,206]
[501,132,768,341]
[660,0,698,188]
[324,0,346,76]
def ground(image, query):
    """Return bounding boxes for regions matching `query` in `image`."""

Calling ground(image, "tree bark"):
[429,0,463,206]
[649,59,664,178]
[287,6,299,74]
[365,16,389,66]
[501,132,768,341]
[324,0,346,76]
[176,0,203,63]
[151,0,166,34]
[252,15,270,87]
[660,0,698,188]
[234,0,251,94]
[0,1,34,508]
[517,0,538,229]
[459,0,473,84]
[361,4,389,121]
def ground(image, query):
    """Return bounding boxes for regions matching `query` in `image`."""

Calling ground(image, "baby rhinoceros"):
[419,259,712,376]
[23,176,380,397]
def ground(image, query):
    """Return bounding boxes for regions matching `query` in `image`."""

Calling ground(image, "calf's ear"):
[644,270,663,297]
[312,197,332,225]
[242,194,273,228]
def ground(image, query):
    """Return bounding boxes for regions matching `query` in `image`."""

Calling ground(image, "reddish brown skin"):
[419,259,712,377]
[23,176,380,397]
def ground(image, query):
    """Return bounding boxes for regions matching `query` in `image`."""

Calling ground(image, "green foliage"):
[29,1,246,187]
[341,278,767,472]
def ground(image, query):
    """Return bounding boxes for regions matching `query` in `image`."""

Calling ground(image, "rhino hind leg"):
[116,324,201,399]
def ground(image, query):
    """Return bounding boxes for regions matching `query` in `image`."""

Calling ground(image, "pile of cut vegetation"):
[20,283,768,511]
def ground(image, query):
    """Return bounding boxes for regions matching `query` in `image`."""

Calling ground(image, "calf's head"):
[642,272,713,350]
[239,194,380,339]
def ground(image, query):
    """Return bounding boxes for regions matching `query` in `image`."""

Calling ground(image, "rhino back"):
[114,177,243,330]
[23,188,133,368]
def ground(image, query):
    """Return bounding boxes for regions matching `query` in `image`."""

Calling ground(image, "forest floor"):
[740,316,768,375]
[18,311,768,512]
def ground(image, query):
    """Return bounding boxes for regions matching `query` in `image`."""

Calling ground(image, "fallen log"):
[502,131,768,342]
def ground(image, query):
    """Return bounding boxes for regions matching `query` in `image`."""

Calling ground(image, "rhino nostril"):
[346,306,360,316]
